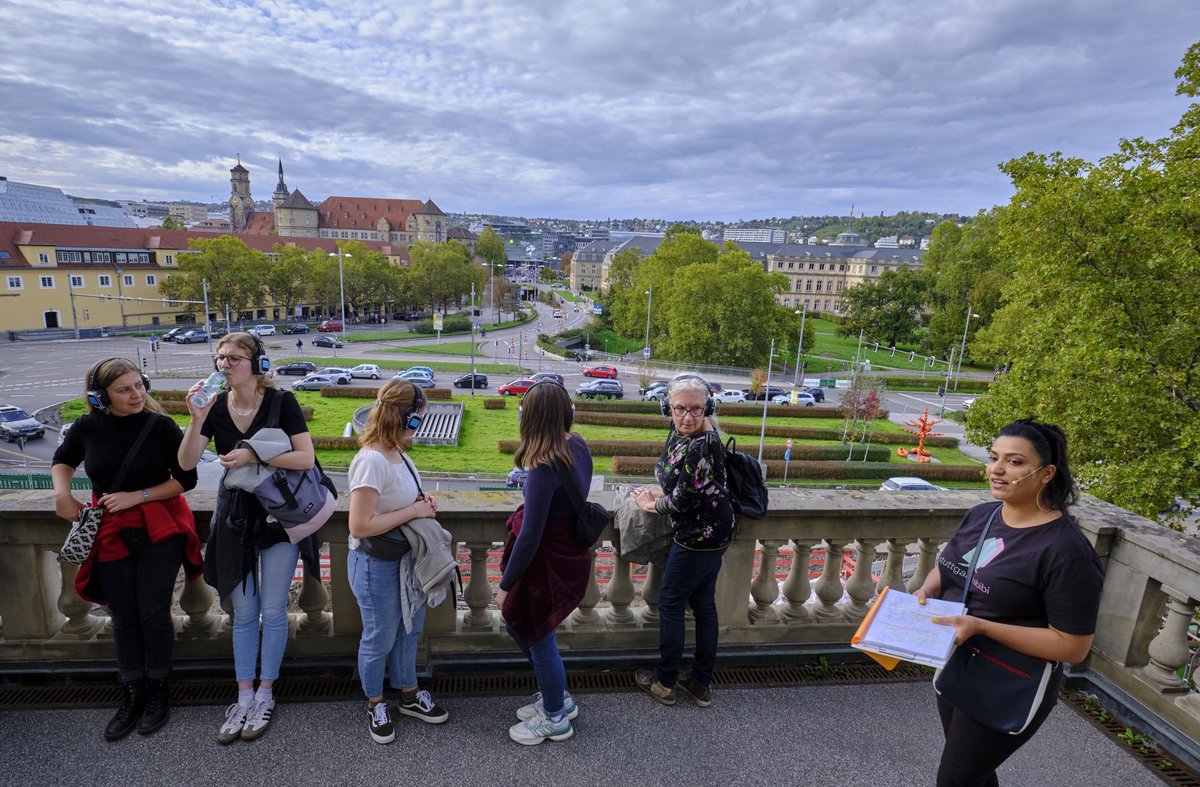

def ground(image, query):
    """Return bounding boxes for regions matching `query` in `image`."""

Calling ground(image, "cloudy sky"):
[1,0,1197,222]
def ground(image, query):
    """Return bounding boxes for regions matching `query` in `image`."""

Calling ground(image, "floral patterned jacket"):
[653,428,735,550]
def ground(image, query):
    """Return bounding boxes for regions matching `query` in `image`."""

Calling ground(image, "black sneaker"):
[398,689,449,724]
[368,701,395,745]
[677,674,713,708]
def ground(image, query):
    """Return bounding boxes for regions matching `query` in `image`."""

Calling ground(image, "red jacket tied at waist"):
[500,504,592,645]
[74,494,202,604]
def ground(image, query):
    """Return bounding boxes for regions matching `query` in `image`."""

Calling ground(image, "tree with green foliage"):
[408,240,481,312]
[159,216,185,231]
[475,227,507,273]
[338,241,400,318]
[267,245,323,319]
[837,267,928,348]
[537,267,559,284]
[159,235,268,328]
[969,43,1200,519]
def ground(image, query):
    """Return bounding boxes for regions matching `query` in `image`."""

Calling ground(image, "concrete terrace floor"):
[0,681,1164,787]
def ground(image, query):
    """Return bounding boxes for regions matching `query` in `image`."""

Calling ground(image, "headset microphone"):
[1008,466,1044,485]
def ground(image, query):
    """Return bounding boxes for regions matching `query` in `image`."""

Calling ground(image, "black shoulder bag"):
[553,465,608,548]
[357,454,422,561]
[933,503,1057,735]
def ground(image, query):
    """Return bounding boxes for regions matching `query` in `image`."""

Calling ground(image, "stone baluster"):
[842,539,879,621]
[749,540,782,624]
[906,538,940,594]
[297,566,332,636]
[779,539,816,623]
[876,539,908,593]
[605,554,636,626]
[178,576,219,639]
[640,561,663,624]
[53,562,105,640]
[462,541,494,630]
[570,550,603,627]
[1138,586,1194,695]
[811,540,845,622]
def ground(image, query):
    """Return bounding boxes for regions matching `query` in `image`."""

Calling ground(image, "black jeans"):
[656,543,727,687]
[92,529,185,682]
[935,668,1062,787]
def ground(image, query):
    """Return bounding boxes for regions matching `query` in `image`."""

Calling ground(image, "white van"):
[552,309,563,319]
[251,324,276,336]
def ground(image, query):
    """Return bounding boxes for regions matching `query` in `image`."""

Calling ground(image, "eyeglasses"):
[671,405,706,418]
[215,354,250,365]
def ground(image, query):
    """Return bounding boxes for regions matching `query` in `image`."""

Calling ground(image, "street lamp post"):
[643,284,653,356]
[329,249,351,350]
[792,304,807,386]
[954,308,979,391]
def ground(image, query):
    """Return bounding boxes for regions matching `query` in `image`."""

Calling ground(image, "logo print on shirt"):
[959,537,1004,571]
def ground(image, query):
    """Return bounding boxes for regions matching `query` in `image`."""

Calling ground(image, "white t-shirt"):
[347,448,423,551]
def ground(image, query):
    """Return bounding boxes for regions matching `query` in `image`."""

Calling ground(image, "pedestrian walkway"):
[0,682,1162,786]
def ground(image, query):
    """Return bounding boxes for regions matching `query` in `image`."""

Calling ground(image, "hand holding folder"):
[851,586,965,670]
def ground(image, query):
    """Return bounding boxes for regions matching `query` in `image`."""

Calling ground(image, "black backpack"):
[720,436,768,519]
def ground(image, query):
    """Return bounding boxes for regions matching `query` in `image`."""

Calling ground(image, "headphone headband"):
[660,372,715,418]
[86,357,151,411]
[402,382,426,432]
[518,380,574,425]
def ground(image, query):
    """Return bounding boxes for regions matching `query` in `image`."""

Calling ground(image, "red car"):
[317,319,343,332]
[582,365,619,379]
[497,378,538,396]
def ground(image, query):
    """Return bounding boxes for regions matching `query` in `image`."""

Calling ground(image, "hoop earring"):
[1037,485,1053,512]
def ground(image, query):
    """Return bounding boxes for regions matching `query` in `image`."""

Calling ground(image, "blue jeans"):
[505,621,566,716]
[656,542,727,687]
[230,540,299,683]
[349,549,425,698]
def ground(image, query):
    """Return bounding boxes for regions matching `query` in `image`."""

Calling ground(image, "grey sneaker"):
[368,701,395,745]
[516,691,579,721]
[677,674,713,708]
[508,710,574,745]
[635,668,676,706]
[398,689,449,724]
[217,703,249,745]
[240,697,274,741]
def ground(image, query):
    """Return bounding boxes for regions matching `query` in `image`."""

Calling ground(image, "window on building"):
[123,275,134,287]
[96,252,111,263]
[70,275,83,287]
[98,275,112,288]
[836,281,844,292]
[7,275,22,289]
[40,275,54,288]
[870,265,877,273]
[146,274,156,286]
[56,251,68,263]
[38,252,49,264]
[815,281,823,292]
[824,299,830,310]
[805,281,812,291]
[115,253,127,263]
[819,263,825,271]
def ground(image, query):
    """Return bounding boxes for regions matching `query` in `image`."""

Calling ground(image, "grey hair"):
[667,373,722,434]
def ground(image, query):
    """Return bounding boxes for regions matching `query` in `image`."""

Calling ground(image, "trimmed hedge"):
[497,438,890,462]
[885,376,990,392]
[572,411,958,447]
[483,398,508,410]
[318,386,452,400]
[153,390,187,402]
[611,455,983,481]
[158,399,314,421]
[312,435,360,449]
[571,398,887,420]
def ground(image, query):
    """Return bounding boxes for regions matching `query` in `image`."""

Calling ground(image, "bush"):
[885,376,990,392]
[483,398,507,410]
[497,438,890,462]
[572,398,885,420]
[610,456,983,481]
[159,398,314,421]
[320,386,381,398]
[413,313,471,334]
[311,435,359,449]
[153,389,187,402]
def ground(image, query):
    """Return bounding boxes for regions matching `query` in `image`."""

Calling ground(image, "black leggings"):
[92,529,185,682]
[935,670,1062,787]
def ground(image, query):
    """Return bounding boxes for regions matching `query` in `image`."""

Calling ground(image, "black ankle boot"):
[105,679,145,741]
[137,678,170,735]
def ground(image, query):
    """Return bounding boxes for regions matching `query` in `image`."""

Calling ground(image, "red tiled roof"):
[318,196,425,230]
[241,211,276,235]
[0,222,409,268]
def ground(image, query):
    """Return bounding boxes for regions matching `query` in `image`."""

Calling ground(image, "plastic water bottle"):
[191,371,227,408]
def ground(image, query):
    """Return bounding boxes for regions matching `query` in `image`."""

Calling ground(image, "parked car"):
[392,372,435,388]
[176,329,208,344]
[771,392,817,407]
[806,387,825,403]
[530,372,565,386]
[316,367,352,384]
[161,327,186,342]
[0,405,45,442]
[745,386,788,401]
[643,384,669,402]
[497,378,538,396]
[713,389,747,404]
[963,398,976,410]
[639,380,669,395]
[582,365,619,379]
[350,364,382,380]
[281,323,310,334]
[312,335,344,349]
[317,319,343,332]
[453,373,488,389]
[880,477,948,491]
[403,366,435,379]
[251,324,276,336]
[275,361,318,376]
[505,467,528,488]
[576,380,624,399]
[292,374,341,392]
[707,381,723,394]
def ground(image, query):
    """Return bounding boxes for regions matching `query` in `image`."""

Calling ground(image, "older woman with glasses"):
[631,373,735,708]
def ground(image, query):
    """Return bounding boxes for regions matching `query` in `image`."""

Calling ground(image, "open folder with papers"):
[850,586,965,669]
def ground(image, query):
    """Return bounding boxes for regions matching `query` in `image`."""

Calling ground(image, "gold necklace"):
[228,393,262,417]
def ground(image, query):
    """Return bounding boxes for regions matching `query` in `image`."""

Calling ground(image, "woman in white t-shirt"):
[347,380,449,745]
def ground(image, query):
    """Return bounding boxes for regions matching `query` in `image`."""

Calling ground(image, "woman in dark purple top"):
[497,381,593,746]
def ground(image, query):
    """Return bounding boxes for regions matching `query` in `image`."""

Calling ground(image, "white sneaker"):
[217,703,249,745]
[515,691,579,721]
[240,698,275,741]
[508,710,574,746]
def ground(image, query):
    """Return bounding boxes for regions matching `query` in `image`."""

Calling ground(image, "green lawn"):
[801,318,991,376]
[384,341,476,356]
[554,290,584,302]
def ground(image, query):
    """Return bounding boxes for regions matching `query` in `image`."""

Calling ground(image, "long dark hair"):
[514,382,575,471]
[996,419,1078,511]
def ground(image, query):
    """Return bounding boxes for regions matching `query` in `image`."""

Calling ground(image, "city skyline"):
[1,0,1197,222]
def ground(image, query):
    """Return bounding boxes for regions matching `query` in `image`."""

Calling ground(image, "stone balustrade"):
[2,487,1199,755]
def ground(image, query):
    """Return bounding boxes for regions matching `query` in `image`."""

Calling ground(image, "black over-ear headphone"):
[659,372,715,418]
[213,333,271,375]
[519,380,574,424]
[403,382,426,432]
[86,357,151,411]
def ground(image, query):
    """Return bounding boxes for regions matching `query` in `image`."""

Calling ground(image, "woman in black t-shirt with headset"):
[914,419,1104,786]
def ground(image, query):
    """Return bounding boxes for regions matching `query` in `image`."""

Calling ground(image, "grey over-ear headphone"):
[659,373,715,418]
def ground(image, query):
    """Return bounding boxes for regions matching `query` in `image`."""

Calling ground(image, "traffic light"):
[142,357,148,371]
[937,386,945,397]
